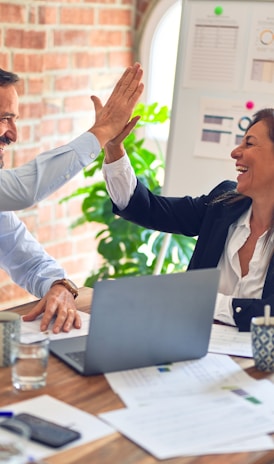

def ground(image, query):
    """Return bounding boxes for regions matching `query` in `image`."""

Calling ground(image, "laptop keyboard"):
[66,350,85,367]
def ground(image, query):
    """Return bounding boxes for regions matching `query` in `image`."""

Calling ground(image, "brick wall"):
[0,0,153,309]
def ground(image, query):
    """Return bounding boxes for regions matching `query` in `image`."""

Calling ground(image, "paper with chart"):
[105,353,257,407]
[244,3,274,91]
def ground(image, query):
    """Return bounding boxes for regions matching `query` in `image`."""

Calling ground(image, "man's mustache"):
[0,136,11,144]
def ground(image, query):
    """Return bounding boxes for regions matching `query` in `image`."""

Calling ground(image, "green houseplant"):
[61,103,196,287]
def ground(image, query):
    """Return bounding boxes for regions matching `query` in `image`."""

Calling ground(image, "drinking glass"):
[11,334,49,391]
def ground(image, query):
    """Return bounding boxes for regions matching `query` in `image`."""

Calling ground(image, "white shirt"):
[103,155,273,327]
[215,206,273,326]
[1,132,101,298]
[0,132,101,211]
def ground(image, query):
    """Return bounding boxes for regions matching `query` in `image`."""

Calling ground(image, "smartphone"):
[0,412,81,448]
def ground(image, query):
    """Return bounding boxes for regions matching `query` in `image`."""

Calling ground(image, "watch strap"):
[51,278,79,299]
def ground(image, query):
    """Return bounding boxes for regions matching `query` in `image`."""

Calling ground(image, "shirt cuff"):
[102,154,137,210]
[214,293,236,326]
[69,132,102,165]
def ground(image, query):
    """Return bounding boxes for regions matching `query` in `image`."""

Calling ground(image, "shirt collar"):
[234,205,274,242]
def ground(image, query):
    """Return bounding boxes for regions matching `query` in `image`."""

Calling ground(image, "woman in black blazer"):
[103,108,274,332]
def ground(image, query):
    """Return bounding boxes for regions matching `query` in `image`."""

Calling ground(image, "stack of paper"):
[101,353,274,459]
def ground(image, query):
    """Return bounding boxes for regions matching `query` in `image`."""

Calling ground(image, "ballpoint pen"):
[0,411,13,418]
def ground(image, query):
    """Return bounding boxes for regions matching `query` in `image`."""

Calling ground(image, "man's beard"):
[0,136,12,169]
[0,136,11,145]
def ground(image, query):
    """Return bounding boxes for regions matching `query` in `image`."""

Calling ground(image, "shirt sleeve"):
[213,292,236,327]
[102,154,137,210]
[0,211,66,298]
[0,132,101,211]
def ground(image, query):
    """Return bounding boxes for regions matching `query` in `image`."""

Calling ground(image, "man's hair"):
[0,68,19,86]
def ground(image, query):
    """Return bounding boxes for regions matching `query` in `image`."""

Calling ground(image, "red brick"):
[39,6,58,25]
[43,53,70,70]
[54,74,90,92]
[28,77,44,95]
[19,102,43,119]
[13,54,44,73]
[5,29,46,49]
[0,4,25,23]
[0,53,8,70]
[99,8,132,26]
[53,30,91,47]
[45,241,73,260]
[40,119,56,136]
[89,30,123,47]
[64,95,91,113]
[60,7,95,25]
[74,52,106,69]
[37,203,54,224]
[17,124,32,143]
[42,98,63,115]
[37,222,69,243]
[57,118,73,134]
[13,146,40,167]
[109,50,133,67]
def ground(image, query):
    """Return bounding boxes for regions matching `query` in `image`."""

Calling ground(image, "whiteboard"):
[163,0,274,197]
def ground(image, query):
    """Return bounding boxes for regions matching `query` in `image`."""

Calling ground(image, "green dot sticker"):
[214,5,223,15]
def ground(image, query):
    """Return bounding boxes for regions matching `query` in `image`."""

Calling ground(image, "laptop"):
[50,268,220,375]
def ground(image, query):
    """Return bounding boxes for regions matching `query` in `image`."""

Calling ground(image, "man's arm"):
[0,211,79,333]
[0,63,143,211]
[0,132,100,211]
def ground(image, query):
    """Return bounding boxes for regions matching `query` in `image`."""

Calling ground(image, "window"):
[139,0,182,143]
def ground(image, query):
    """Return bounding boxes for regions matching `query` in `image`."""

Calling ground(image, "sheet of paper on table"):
[105,353,257,407]
[20,312,90,343]
[0,394,114,462]
[99,390,274,459]
[209,324,252,357]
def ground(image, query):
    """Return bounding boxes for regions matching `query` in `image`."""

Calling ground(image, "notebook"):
[50,269,220,375]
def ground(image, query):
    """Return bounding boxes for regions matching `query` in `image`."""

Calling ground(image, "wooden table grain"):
[1,287,274,464]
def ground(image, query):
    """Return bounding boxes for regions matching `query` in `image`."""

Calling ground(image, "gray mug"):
[0,312,21,367]
[251,316,274,372]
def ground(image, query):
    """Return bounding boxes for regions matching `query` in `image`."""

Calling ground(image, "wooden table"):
[1,287,274,464]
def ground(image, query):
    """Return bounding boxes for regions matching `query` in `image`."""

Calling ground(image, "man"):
[0,63,144,333]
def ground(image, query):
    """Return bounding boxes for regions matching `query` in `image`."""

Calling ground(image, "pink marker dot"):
[246,101,254,110]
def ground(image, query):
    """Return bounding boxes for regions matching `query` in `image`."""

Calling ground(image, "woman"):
[103,108,274,332]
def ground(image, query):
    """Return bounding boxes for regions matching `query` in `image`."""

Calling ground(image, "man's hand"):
[22,285,82,334]
[89,62,144,147]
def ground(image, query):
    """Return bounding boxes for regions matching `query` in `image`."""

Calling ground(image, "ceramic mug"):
[251,316,274,372]
[0,312,21,367]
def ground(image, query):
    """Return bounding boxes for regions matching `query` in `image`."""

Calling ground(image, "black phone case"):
[0,412,81,448]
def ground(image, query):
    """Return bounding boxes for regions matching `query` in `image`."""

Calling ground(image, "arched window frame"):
[137,0,182,145]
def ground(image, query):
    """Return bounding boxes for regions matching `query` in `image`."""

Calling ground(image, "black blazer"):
[112,179,274,331]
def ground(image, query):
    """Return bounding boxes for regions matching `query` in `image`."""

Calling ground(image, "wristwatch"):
[51,278,79,299]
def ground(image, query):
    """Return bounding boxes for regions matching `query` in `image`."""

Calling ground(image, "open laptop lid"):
[50,269,220,375]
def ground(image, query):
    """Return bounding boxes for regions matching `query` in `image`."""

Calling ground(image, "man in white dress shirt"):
[0,63,144,333]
